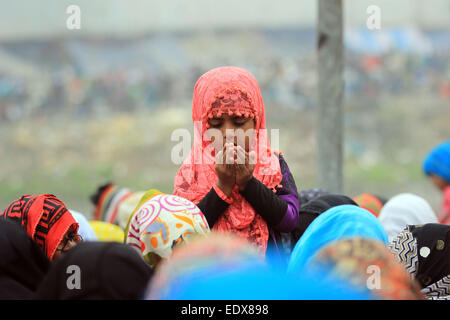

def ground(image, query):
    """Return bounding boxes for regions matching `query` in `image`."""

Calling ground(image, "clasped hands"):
[215,142,256,197]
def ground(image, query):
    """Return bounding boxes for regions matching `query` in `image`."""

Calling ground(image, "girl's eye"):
[208,119,223,128]
[234,119,248,126]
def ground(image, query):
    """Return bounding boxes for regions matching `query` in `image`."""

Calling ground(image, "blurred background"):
[0,0,449,217]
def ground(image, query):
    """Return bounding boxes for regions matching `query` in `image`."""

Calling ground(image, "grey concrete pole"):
[317,0,344,194]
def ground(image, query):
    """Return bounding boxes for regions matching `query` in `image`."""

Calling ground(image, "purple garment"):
[267,154,299,261]
[273,154,299,232]
[275,194,299,232]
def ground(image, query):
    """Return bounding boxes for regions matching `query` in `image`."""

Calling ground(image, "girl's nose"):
[222,130,236,146]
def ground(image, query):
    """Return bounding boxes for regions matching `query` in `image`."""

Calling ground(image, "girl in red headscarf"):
[174,66,299,256]
[1,194,81,260]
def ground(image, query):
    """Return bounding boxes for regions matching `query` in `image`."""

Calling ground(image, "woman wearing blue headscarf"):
[287,205,388,274]
[423,141,450,225]
[145,233,370,300]
[150,263,370,300]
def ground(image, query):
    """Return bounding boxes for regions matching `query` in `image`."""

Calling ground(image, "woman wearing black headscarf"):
[35,241,153,300]
[289,194,359,252]
[0,220,50,299]
[389,223,450,300]
[297,188,329,206]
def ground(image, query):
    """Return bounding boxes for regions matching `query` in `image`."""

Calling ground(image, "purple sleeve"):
[273,155,299,232]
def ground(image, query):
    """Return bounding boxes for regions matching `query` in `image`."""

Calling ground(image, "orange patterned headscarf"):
[310,238,424,300]
[353,193,384,217]
[173,66,282,253]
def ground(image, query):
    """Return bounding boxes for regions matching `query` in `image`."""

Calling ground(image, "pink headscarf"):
[173,66,282,253]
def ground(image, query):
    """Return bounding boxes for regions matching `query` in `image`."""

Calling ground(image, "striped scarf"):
[93,185,133,225]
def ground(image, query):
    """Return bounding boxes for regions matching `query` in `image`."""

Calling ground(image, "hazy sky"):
[0,0,448,40]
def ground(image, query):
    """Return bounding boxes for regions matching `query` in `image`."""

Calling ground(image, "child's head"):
[208,113,255,152]
[206,87,256,152]
[192,67,268,156]
[423,141,450,191]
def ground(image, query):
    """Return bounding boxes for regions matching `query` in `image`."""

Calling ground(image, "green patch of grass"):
[346,159,423,183]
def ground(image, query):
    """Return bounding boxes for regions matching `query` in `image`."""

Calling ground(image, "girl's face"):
[429,174,449,191]
[53,230,82,260]
[207,114,255,152]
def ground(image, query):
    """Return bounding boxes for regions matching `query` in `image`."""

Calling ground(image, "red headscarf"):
[173,66,282,253]
[1,194,79,260]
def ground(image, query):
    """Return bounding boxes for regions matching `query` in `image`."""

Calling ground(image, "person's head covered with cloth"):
[287,204,388,274]
[309,237,424,300]
[89,220,124,242]
[389,223,450,300]
[353,193,386,217]
[125,190,210,267]
[90,182,147,229]
[290,194,359,249]
[423,141,450,224]
[423,141,450,191]
[35,241,153,300]
[378,193,438,242]
[69,210,98,242]
[144,232,369,300]
[1,194,81,261]
[0,219,50,299]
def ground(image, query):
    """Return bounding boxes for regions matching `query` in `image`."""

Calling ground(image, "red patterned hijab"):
[1,194,79,260]
[173,66,282,253]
